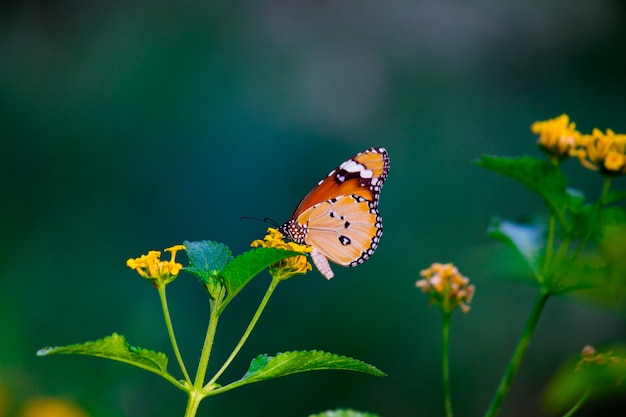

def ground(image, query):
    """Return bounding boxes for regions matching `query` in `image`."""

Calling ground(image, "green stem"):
[600,176,612,205]
[542,213,557,279]
[562,387,591,417]
[484,289,550,417]
[441,310,453,417]
[157,285,191,385]
[182,287,225,417]
[183,390,203,417]
[205,277,280,390]
[194,298,221,390]
[573,176,612,261]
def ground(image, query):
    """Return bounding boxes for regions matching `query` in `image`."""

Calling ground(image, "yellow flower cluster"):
[532,114,580,157]
[126,245,185,286]
[251,228,312,280]
[577,345,626,369]
[416,262,475,313]
[532,114,626,175]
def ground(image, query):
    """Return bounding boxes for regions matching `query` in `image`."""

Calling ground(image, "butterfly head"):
[278,219,307,244]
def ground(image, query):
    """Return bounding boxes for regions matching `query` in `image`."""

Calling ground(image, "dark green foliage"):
[37,333,170,377]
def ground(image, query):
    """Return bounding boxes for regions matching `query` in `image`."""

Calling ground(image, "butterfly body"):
[279,147,389,279]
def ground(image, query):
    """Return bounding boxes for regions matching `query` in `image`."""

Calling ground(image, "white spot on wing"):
[341,160,363,173]
[360,168,373,178]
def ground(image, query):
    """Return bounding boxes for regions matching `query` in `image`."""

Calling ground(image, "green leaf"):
[565,187,586,209]
[542,344,626,414]
[183,240,233,283]
[221,247,305,302]
[549,262,607,295]
[568,205,625,245]
[598,217,626,263]
[37,333,170,377]
[604,189,626,205]
[308,410,381,417]
[565,262,626,316]
[568,203,596,240]
[216,350,385,393]
[487,217,545,276]
[475,244,538,286]
[243,350,386,380]
[599,206,626,231]
[475,156,570,227]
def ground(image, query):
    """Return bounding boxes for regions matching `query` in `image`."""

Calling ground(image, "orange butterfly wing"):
[289,147,389,218]
[296,195,382,266]
[280,147,389,279]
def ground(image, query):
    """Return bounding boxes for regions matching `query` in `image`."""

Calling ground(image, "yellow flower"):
[604,150,626,172]
[416,262,475,313]
[531,114,581,160]
[532,115,626,175]
[126,244,185,286]
[574,128,626,174]
[251,228,312,280]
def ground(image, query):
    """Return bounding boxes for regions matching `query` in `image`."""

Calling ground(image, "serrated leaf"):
[183,240,233,283]
[542,344,626,414]
[37,333,170,377]
[221,247,305,302]
[475,156,570,227]
[215,350,385,393]
[488,218,545,276]
[243,350,385,381]
[308,410,381,417]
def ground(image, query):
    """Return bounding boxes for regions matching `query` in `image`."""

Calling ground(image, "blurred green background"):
[2,1,626,416]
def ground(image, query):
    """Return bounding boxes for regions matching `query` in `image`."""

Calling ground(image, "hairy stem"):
[183,390,203,417]
[158,285,191,385]
[205,277,280,390]
[194,298,221,390]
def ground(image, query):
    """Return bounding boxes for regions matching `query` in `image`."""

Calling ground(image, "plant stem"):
[484,289,550,417]
[542,213,556,279]
[183,286,226,417]
[562,387,591,417]
[573,176,612,261]
[183,390,203,417]
[600,176,612,205]
[441,310,453,417]
[194,299,221,390]
[158,285,191,385]
[205,277,280,390]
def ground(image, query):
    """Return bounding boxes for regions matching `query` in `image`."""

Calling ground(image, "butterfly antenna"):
[239,216,280,228]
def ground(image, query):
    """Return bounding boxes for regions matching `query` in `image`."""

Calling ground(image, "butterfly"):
[279,147,389,279]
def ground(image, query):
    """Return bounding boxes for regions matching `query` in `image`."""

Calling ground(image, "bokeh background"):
[2,1,626,416]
